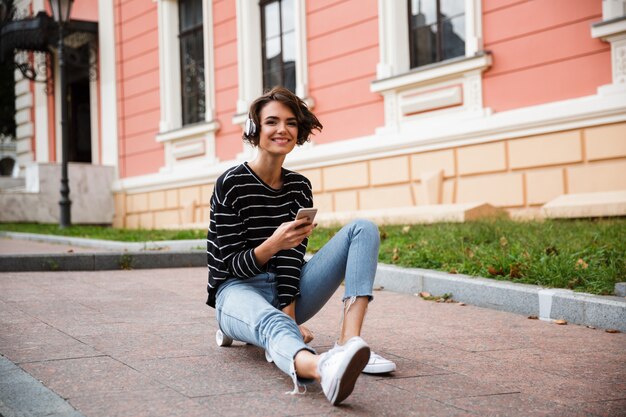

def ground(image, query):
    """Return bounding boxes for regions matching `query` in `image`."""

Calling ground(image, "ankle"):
[294,350,320,380]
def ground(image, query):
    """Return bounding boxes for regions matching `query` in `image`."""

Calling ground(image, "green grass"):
[0,223,206,242]
[308,218,626,296]
[2,218,624,295]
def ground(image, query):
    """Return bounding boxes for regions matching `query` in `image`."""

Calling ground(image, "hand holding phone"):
[295,208,317,229]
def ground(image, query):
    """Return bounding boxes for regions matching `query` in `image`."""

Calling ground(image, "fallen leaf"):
[449,268,458,274]
[401,225,411,234]
[605,329,621,334]
[500,236,508,247]
[392,247,399,262]
[67,249,74,253]
[407,243,416,249]
[418,292,431,298]
[373,286,384,291]
[458,302,466,306]
[554,319,568,325]
[528,315,539,320]
[380,230,388,240]
[509,264,522,279]
[586,325,596,329]
[464,247,474,258]
[575,258,589,269]
[445,299,455,303]
[488,266,504,276]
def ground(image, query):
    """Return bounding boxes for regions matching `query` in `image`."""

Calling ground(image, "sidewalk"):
[1,266,625,416]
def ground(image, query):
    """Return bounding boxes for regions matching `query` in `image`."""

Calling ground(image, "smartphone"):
[295,208,317,229]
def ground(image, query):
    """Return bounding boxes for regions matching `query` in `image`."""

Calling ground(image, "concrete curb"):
[0,356,85,417]
[374,264,626,332]
[0,251,206,272]
[0,231,205,251]
[2,232,624,332]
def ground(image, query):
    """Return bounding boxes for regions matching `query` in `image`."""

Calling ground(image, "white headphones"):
[244,117,257,137]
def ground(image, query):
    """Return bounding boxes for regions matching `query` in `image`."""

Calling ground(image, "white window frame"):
[155,0,219,172]
[372,0,491,134]
[233,0,310,123]
[591,0,626,96]
[233,0,311,160]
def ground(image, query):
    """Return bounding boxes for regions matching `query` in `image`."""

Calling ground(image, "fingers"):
[299,325,314,343]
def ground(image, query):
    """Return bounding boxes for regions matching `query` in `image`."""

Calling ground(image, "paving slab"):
[1,267,624,416]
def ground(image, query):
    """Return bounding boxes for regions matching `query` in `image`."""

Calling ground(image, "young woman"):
[206,87,395,406]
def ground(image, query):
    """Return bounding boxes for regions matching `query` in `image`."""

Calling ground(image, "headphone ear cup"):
[244,118,257,137]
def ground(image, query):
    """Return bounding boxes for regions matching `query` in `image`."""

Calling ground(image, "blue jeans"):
[215,219,380,380]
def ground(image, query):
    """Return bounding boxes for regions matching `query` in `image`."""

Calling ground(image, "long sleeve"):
[209,192,264,279]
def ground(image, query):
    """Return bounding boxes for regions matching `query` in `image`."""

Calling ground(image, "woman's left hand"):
[299,325,314,343]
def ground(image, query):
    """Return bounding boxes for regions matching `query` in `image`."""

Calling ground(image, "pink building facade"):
[10,0,626,227]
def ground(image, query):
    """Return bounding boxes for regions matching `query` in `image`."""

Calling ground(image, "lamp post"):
[48,0,73,228]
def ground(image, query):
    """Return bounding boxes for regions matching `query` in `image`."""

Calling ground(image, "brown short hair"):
[243,86,323,146]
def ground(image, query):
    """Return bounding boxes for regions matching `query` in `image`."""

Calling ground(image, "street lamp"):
[48,0,73,228]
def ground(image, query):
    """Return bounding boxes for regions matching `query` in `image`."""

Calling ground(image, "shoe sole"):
[330,345,370,406]
[362,363,396,374]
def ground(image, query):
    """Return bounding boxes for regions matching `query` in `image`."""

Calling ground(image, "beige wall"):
[114,122,626,229]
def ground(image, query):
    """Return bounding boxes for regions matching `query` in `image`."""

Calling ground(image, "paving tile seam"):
[374,372,453,381]
[16,354,109,366]
[431,400,484,417]
[453,391,523,399]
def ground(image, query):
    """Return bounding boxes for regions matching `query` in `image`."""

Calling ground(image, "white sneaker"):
[318,336,370,405]
[334,339,397,375]
[363,351,396,374]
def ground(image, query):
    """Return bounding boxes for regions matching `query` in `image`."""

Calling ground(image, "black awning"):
[0,11,51,61]
[0,11,98,63]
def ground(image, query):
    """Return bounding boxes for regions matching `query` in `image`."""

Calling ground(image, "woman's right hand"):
[268,218,315,251]
[254,218,316,265]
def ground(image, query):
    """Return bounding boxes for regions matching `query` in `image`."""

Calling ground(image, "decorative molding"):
[156,121,219,173]
[591,16,626,38]
[156,121,220,143]
[400,84,463,116]
[113,92,626,194]
[371,54,491,93]
[371,54,491,130]
[591,16,626,95]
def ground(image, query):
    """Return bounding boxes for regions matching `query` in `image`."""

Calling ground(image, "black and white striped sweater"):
[206,162,313,309]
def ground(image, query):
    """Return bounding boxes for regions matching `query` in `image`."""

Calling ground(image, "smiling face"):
[257,100,299,158]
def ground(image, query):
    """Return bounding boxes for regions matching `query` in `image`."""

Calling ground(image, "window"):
[156,0,218,173]
[408,0,466,69]
[373,0,489,132]
[260,0,296,93]
[179,0,205,125]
